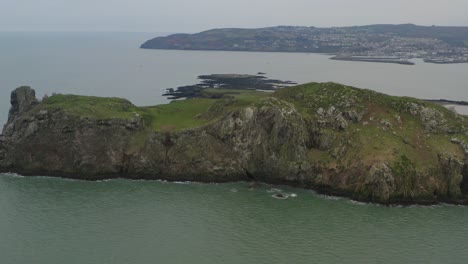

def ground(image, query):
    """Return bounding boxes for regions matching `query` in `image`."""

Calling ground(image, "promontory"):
[141,24,468,64]
[1,83,468,205]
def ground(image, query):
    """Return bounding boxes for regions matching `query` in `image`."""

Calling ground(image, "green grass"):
[36,83,468,140]
[202,88,269,101]
[142,98,218,131]
[42,94,142,120]
[37,90,269,131]
[144,89,268,131]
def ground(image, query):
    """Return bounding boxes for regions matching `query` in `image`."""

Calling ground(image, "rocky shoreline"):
[1,85,468,205]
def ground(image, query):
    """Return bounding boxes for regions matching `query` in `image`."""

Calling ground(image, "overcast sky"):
[1,0,468,32]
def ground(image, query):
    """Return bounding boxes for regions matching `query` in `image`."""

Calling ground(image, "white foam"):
[1,172,24,178]
[267,188,282,193]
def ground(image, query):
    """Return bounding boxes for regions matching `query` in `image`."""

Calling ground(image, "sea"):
[1,32,468,263]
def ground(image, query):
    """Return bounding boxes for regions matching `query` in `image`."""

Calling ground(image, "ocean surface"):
[1,32,468,263]
[1,174,468,264]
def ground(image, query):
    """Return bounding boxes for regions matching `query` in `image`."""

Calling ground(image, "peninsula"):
[1,82,468,205]
[141,24,468,65]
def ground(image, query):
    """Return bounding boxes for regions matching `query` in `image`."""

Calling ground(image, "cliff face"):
[1,85,468,204]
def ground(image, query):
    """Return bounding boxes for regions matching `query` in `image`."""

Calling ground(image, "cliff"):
[1,84,468,205]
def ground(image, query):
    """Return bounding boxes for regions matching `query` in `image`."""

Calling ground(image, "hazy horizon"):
[1,23,468,34]
[1,0,468,32]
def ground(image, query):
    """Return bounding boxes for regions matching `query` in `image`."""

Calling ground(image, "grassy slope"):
[39,89,268,131]
[142,99,216,131]
[274,82,468,169]
[38,85,468,160]
[42,94,141,120]
[33,82,468,189]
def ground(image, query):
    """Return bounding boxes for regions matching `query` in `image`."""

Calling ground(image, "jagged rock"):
[437,153,464,199]
[308,129,336,151]
[8,86,38,122]
[361,163,396,203]
[326,106,336,117]
[335,116,348,130]
[406,102,447,132]
[343,110,364,123]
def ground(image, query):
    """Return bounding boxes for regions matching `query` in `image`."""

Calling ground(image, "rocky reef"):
[1,84,468,205]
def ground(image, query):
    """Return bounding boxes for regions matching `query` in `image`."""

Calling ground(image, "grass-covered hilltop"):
[1,81,468,205]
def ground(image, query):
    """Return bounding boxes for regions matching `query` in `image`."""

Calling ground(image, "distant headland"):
[141,24,468,65]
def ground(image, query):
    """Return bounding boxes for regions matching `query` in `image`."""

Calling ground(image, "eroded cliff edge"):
[1,84,468,205]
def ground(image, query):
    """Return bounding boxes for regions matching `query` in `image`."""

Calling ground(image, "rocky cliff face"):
[1,86,468,205]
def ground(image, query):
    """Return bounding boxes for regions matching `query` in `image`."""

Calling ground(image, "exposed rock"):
[335,116,348,130]
[8,86,38,122]
[381,119,393,128]
[343,110,365,123]
[437,153,464,199]
[360,163,396,203]
[1,84,468,205]
[316,107,324,115]
[406,102,447,132]
[308,128,336,151]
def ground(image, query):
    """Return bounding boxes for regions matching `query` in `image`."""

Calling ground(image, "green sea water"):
[1,173,467,264]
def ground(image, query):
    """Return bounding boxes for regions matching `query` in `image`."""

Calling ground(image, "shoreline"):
[2,170,466,207]
[330,56,415,65]
[141,47,468,65]
[2,85,467,208]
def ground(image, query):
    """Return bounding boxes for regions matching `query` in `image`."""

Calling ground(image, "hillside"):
[1,83,468,204]
[141,24,468,63]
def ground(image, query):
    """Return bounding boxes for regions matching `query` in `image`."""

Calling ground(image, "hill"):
[1,83,468,204]
[141,24,468,64]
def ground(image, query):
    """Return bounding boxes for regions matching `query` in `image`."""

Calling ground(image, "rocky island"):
[1,82,468,205]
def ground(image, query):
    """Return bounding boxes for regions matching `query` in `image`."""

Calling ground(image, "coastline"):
[2,170,463,206]
[330,56,415,65]
[2,85,467,206]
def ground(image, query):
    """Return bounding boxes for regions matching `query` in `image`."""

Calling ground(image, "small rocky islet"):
[1,77,468,205]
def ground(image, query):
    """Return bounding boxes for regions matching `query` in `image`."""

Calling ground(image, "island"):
[1,81,468,205]
[141,24,468,65]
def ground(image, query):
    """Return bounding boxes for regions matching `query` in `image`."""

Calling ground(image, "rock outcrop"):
[1,84,468,205]
[8,86,38,122]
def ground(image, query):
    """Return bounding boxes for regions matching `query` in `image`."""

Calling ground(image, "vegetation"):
[38,83,468,168]
[41,94,141,120]
[7,82,468,203]
[274,82,468,174]
[142,99,217,131]
[141,25,468,64]
[39,89,269,131]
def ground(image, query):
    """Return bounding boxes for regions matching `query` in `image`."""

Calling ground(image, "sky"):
[1,0,468,32]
